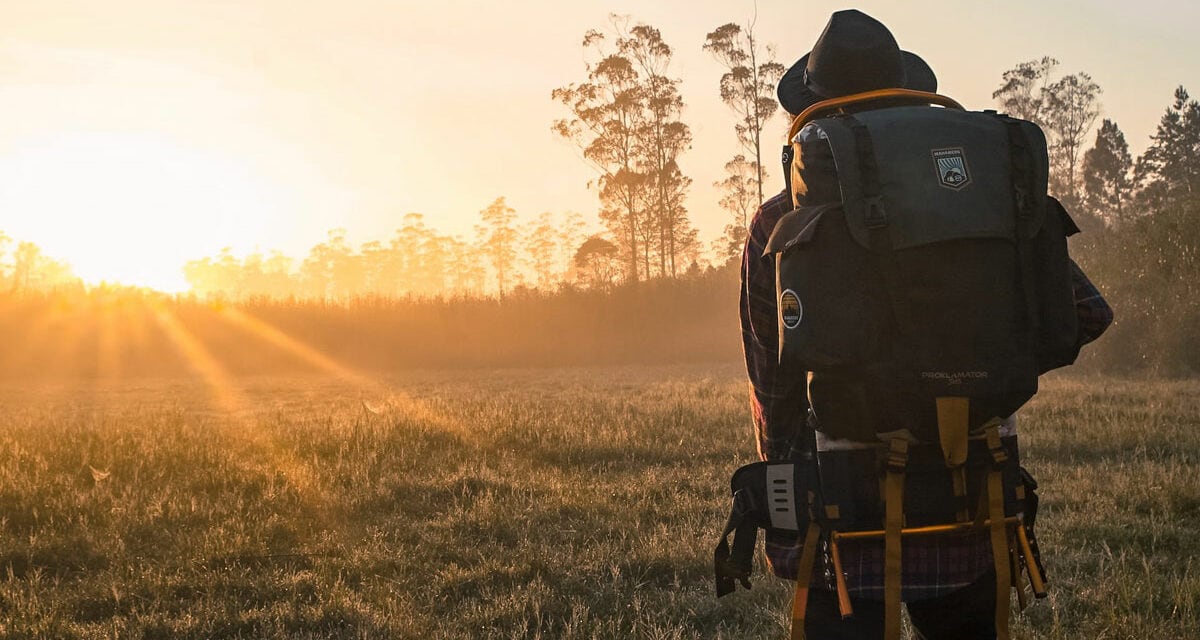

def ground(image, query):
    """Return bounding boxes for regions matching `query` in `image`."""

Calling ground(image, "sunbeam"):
[212,307,472,439]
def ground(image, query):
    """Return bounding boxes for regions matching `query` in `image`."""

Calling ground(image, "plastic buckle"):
[985,427,1009,469]
[884,438,909,473]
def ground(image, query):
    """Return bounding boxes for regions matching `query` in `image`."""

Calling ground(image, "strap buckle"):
[985,425,1009,470]
[884,438,909,473]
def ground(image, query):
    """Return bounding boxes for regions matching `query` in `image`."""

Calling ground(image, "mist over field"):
[2,2,1199,638]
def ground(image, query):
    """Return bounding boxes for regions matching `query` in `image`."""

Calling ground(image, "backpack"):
[715,90,1071,640]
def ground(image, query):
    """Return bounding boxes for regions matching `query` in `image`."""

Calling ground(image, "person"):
[738,10,1113,639]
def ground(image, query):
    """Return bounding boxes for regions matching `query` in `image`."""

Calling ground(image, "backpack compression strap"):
[882,437,909,640]
[984,424,1013,640]
[789,519,822,640]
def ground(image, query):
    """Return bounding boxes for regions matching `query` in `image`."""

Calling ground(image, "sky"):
[0,0,1197,291]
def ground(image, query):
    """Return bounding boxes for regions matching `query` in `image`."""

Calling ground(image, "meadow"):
[0,364,1195,639]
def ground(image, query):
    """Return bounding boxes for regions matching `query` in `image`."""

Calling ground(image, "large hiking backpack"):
[715,90,1074,640]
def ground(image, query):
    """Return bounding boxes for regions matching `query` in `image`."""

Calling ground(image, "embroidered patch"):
[932,147,971,190]
[780,289,803,329]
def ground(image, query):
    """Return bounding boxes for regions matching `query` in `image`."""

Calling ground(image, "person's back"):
[729,10,1113,640]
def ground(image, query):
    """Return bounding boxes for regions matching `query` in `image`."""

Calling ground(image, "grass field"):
[0,364,1195,638]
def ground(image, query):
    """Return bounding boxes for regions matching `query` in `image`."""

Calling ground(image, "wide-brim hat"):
[777,10,937,116]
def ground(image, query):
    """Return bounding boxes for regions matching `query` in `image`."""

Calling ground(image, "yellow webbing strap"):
[790,520,823,640]
[1012,539,1029,612]
[935,396,970,467]
[952,467,970,522]
[830,536,854,618]
[883,437,908,640]
[1017,520,1048,598]
[985,425,1012,640]
[936,397,971,522]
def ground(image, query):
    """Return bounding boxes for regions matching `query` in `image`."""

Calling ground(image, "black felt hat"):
[777,9,937,116]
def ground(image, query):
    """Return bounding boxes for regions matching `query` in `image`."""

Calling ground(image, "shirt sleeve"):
[1070,259,1113,346]
[740,193,808,461]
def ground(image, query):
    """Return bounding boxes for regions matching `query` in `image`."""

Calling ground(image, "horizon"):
[1,0,1197,292]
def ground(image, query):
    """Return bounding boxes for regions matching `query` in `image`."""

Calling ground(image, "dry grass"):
[0,365,1194,638]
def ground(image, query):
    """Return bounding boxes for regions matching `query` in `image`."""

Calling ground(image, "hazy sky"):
[0,0,1196,290]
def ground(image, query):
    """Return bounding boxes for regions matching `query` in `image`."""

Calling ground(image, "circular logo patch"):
[780,289,803,329]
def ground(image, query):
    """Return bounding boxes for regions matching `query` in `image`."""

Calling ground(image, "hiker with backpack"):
[715,10,1112,640]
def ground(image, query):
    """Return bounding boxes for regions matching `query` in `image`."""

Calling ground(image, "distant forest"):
[3,17,1199,374]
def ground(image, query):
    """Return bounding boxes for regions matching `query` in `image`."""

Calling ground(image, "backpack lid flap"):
[763,203,841,256]
[814,107,1044,250]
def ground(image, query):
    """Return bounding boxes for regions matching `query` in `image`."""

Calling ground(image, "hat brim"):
[777,50,937,116]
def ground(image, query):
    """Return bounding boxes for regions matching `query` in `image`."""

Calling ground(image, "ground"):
[0,364,1195,638]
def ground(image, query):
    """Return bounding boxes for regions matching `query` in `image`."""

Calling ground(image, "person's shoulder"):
[758,190,793,218]
[748,190,794,238]
[745,191,796,254]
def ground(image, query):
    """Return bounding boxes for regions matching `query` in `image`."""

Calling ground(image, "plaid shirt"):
[740,190,1113,601]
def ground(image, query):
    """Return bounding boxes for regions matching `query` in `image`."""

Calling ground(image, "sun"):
[0,132,283,293]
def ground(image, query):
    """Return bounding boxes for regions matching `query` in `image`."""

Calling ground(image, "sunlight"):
[0,132,284,292]
[217,308,376,387]
[214,307,472,438]
[148,302,334,521]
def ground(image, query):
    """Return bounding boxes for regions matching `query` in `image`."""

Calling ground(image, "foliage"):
[1081,119,1135,227]
[1135,87,1200,212]
[0,263,742,379]
[573,235,621,290]
[1069,85,1200,374]
[703,21,786,207]
[183,205,595,301]
[711,155,758,264]
[553,15,697,282]
[476,197,520,296]
[0,231,80,293]
[993,58,1102,205]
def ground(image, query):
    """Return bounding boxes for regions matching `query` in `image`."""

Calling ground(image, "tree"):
[703,21,786,206]
[444,235,487,297]
[554,16,695,281]
[993,58,1101,204]
[713,154,759,263]
[1132,86,1200,313]
[620,23,693,275]
[554,25,647,283]
[1136,86,1200,210]
[476,197,519,296]
[558,212,588,284]
[1044,72,1102,204]
[525,212,561,290]
[992,56,1058,123]
[9,241,70,292]
[1081,119,1135,226]
[0,231,11,288]
[389,213,434,297]
[420,234,452,297]
[573,235,621,289]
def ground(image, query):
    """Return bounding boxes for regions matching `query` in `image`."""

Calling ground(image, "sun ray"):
[213,307,471,439]
[3,295,84,378]
[94,293,125,380]
[216,307,378,389]
[147,301,345,536]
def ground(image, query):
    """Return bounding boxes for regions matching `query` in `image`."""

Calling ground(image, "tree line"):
[5,15,1198,373]
[180,15,783,299]
[182,203,594,300]
[0,231,78,293]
